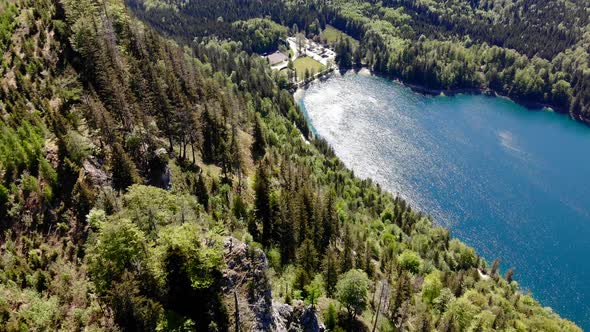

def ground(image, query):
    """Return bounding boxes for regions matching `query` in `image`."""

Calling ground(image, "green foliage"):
[195,174,210,210]
[330,0,590,120]
[0,184,8,218]
[304,275,323,307]
[0,121,46,184]
[449,239,478,270]
[232,18,288,53]
[87,218,147,294]
[322,247,339,297]
[108,273,163,331]
[0,235,115,330]
[87,208,107,229]
[0,286,60,329]
[335,38,353,68]
[254,163,273,246]
[324,302,338,331]
[398,249,422,274]
[422,271,442,305]
[0,2,17,53]
[336,269,370,319]
[155,223,223,289]
[296,238,319,287]
[111,143,141,190]
[120,185,201,237]
[62,130,92,165]
[267,248,281,272]
[433,288,455,313]
[86,185,226,330]
[252,114,267,161]
[445,297,478,331]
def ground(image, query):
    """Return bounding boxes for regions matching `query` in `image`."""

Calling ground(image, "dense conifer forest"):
[0,0,585,331]
[128,0,590,123]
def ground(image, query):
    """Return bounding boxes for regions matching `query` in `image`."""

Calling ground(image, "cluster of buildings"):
[262,35,336,70]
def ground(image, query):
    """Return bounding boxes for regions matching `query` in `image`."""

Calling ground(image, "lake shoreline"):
[296,67,590,127]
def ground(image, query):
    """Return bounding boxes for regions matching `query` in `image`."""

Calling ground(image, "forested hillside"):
[129,0,590,124]
[328,0,590,122]
[0,0,583,331]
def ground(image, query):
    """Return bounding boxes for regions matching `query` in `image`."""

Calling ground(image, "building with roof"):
[264,51,288,66]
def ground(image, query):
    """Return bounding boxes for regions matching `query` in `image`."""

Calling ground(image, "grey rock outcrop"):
[222,238,276,331]
[273,301,324,332]
[222,238,324,332]
[82,157,110,188]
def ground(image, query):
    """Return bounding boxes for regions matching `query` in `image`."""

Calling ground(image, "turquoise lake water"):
[297,71,590,329]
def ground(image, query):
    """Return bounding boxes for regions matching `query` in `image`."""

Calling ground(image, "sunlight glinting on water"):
[303,76,451,226]
[298,72,590,329]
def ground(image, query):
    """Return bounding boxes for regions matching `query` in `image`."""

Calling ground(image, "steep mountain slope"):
[0,0,583,331]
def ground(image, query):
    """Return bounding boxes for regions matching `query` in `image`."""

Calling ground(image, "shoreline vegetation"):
[296,66,587,126]
[293,66,336,88]
[320,2,589,129]
[289,26,582,124]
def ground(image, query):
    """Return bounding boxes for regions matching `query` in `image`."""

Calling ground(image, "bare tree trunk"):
[234,291,240,332]
[372,281,386,332]
[372,281,378,308]
[191,141,196,164]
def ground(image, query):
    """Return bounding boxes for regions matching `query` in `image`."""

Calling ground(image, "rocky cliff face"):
[222,237,277,331]
[273,301,325,332]
[222,238,324,332]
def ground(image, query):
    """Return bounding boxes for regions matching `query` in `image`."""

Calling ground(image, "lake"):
[296,71,590,329]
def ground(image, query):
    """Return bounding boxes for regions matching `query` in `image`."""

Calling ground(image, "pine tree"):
[195,174,209,210]
[111,143,141,190]
[321,192,338,251]
[355,241,365,271]
[341,225,354,272]
[251,114,267,161]
[201,108,227,164]
[322,246,339,297]
[254,162,273,246]
[390,272,412,325]
[335,37,352,68]
[278,193,296,265]
[0,184,8,220]
[353,46,363,67]
[505,268,514,284]
[297,238,318,282]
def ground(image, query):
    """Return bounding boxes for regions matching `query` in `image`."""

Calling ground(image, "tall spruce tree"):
[251,114,267,161]
[254,162,273,246]
[111,143,141,190]
[323,246,340,297]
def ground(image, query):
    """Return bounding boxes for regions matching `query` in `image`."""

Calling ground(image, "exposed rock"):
[82,157,110,188]
[296,305,325,332]
[222,237,276,331]
[44,139,60,169]
[272,301,293,331]
[275,302,325,332]
[221,238,325,332]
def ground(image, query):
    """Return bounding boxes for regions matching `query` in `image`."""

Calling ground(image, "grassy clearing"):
[322,25,359,47]
[293,56,325,81]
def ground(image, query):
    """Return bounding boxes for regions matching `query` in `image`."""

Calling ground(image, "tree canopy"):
[336,269,370,319]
